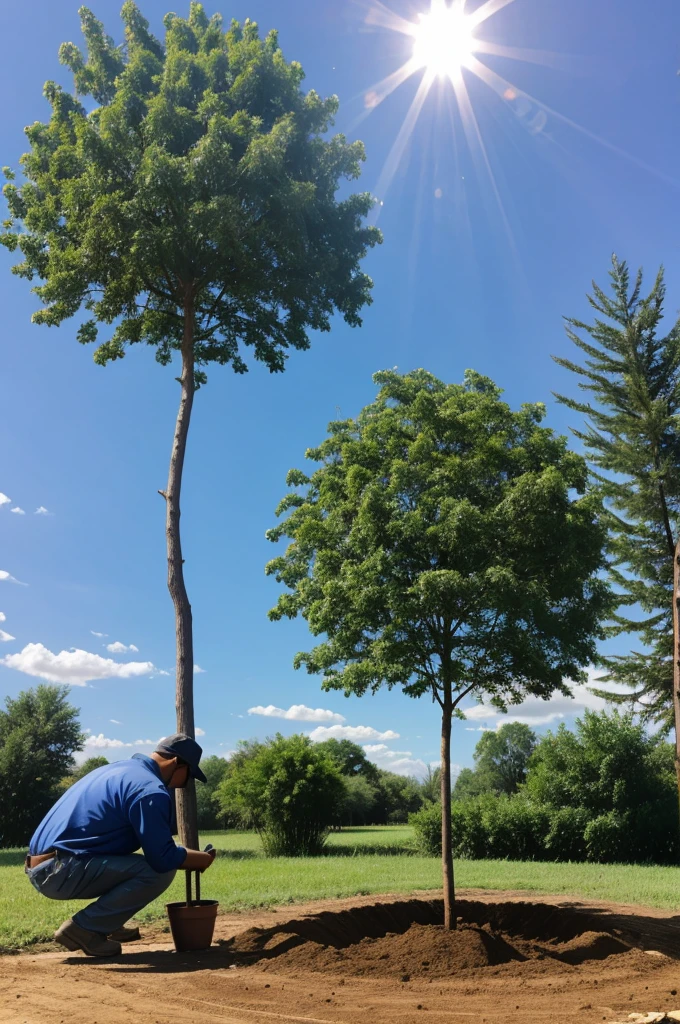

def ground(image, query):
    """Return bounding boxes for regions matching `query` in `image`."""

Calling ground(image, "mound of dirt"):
[225,898,635,980]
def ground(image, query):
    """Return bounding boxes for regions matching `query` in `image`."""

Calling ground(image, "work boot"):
[54,918,122,957]
[108,924,140,943]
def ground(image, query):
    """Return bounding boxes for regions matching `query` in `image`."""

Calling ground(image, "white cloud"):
[11,507,25,515]
[0,643,156,686]
[85,733,131,749]
[0,629,15,643]
[35,506,53,516]
[91,631,107,638]
[0,493,11,506]
[361,742,433,779]
[309,724,400,743]
[110,719,122,725]
[85,734,156,750]
[196,727,205,736]
[0,612,5,622]
[248,704,346,724]
[0,569,27,586]
[157,669,170,676]
[194,665,206,674]
[106,641,139,654]
[460,669,622,728]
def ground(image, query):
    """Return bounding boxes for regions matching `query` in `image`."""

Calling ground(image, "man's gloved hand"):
[202,844,216,871]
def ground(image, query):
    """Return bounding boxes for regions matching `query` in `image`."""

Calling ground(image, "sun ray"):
[473,40,572,70]
[449,69,517,251]
[364,0,419,37]
[466,54,680,189]
[467,0,516,28]
[372,70,436,215]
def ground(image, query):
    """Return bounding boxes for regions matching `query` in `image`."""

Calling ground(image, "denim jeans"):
[26,853,176,935]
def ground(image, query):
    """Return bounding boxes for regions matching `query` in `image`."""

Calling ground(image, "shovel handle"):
[185,869,193,907]
[195,869,201,902]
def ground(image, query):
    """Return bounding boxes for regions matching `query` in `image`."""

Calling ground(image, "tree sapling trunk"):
[163,294,198,849]
[673,538,680,834]
[440,683,456,931]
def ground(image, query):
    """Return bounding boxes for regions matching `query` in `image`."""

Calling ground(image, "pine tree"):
[554,256,680,805]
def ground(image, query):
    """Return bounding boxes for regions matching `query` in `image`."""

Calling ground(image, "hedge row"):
[409,794,679,865]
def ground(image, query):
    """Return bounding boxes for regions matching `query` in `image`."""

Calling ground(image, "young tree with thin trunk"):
[1,3,380,846]
[554,257,680,813]
[266,369,610,928]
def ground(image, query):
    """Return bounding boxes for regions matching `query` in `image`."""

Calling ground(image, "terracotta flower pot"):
[166,899,219,952]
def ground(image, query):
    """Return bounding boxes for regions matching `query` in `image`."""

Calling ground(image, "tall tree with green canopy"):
[0,685,85,847]
[471,721,537,796]
[1,3,380,846]
[553,257,680,807]
[266,368,610,928]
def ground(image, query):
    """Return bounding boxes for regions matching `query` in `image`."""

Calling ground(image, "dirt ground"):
[2,888,680,1024]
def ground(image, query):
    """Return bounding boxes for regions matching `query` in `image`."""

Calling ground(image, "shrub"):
[215,733,345,856]
[544,806,591,862]
[410,802,443,856]
[481,796,549,861]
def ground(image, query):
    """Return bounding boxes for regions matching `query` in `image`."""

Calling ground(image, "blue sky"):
[1,0,679,775]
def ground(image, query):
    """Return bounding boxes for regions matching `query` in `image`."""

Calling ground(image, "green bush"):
[480,796,549,861]
[410,801,443,856]
[215,733,345,856]
[584,811,632,863]
[544,806,591,862]
[411,796,548,860]
[411,790,678,866]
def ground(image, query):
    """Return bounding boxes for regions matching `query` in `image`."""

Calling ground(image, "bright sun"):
[412,2,477,77]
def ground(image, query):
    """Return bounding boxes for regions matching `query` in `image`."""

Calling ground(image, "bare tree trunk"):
[440,683,455,931]
[164,292,198,849]
[673,538,680,838]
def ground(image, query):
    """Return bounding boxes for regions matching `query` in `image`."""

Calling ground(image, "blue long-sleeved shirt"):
[29,753,187,874]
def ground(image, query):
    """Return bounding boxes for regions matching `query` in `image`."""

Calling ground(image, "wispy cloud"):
[0,629,15,643]
[248,704,346,724]
[362,742,433,778]
[35,506,53,516]
[91,630,108,638]
[194,665,206,674]
[0,569,27,586]
[106,641,139,654]
[10,507,25,515]
[110,719,122,725]
[84,734,157,750]
[0,493,11,507]
[0,643,156,687]
[0,613,5,622]
[309,724,400,743]
[461,668,617,728]
[196,727,205,736]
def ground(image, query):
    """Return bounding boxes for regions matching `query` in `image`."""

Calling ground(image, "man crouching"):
[25,734,215,957]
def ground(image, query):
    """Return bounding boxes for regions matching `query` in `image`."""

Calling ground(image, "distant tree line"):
[412,710,679,865]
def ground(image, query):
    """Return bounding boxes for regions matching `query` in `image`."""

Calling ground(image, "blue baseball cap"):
[155,733,207,783]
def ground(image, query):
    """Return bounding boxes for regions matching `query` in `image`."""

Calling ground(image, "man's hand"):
[180,848,216,871]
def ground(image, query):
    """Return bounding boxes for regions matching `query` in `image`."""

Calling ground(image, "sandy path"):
[2,889,679,1024]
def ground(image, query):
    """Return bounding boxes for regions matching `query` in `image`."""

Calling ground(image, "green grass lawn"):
[2,826,680,952]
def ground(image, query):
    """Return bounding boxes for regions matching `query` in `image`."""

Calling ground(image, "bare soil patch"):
[2,889,680,1024]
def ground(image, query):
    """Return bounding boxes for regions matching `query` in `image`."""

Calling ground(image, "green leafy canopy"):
[1,2,381,383]
[266,368,612,713]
